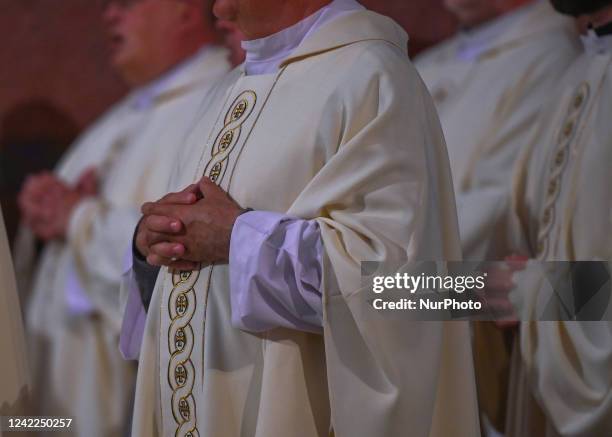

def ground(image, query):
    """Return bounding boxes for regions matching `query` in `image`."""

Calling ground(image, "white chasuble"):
[132,10,480,437]
[506,50,612,437]
[415,2,579,260]
[17,47,230,437]
[0,208,29,422]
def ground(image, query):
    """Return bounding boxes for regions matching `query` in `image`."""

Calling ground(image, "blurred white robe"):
[17,46,230,437]
[508,41,612,437]
[416,1,580,260]
[0,208,29,426]
[131,10,480,437]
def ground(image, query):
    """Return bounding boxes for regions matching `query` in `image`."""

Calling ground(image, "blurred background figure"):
[504,0,612,435]
[415,0,581,436]
[416,0,580,261]
[0,206,29,422]
[14,0,230,435]
[0,99,79,247]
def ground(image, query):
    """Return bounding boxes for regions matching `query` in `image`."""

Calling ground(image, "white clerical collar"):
[455,1,537,62]
[241,0,365,76]
[130,44,212,111]
[581,28,612,56]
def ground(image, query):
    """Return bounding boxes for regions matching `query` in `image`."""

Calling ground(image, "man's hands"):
[18,168,99,241]
[136,177,245,270]
[483,255,528,329]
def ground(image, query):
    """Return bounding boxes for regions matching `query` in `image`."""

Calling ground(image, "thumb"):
[198,176,220,199]
[505,254,528,272]
[78,167,97,182]
[77,167,98,195]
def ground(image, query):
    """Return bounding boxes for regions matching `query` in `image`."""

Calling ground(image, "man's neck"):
[240,0,363,75]
[462,0,533,30]
[243,0,332,40]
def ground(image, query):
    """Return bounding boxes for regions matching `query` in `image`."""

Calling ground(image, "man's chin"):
[111,57,136,83]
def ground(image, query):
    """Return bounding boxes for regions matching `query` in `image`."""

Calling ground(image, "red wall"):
[0,0,127,130]
[0,0,456,133]
[362,0,457,55]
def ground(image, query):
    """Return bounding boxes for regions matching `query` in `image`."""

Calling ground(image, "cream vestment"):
[507,44,612,437]
[18,47,230,437]
[130,10,480,437]
[416,1,580,260]
[0,208,29,425]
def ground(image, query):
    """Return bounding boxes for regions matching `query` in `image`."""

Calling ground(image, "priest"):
[15,0,230,435]
[123,0,481,436]
[416,0,580,260]
[416,2,581,433]
[0,208,29,423]
[505,0,612,435]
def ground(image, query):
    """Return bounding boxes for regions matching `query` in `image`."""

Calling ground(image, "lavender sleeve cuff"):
[229,211,324,334]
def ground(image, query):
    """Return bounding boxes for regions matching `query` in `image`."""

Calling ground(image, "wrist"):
[134,218,149,260]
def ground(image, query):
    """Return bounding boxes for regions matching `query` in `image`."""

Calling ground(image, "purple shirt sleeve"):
[229,211,324,334]
[65,263,96,316]
[119,272,147,360]
[119,249,147,361]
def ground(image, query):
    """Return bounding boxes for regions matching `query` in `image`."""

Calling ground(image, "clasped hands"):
[135,177,245,271]
[481,255,528,329]
[18,168,98,241]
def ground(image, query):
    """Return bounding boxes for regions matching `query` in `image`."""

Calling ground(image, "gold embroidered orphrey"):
[204,90,257,185]
[536,82,590,259]
[168,269,200,437]
[167,90,258,437]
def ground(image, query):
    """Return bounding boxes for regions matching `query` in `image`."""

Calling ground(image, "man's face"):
[212,0,283,39]
[444,0,504,28]
[103,0,186,84]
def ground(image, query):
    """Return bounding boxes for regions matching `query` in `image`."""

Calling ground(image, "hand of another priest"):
[75,167,99,197]
[18,172,94,241]
[19,172,62,228]
[140,177,244,267]
[484,255,528,329]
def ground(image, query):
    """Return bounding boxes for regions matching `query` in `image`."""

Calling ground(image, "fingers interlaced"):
[146,242,199,271]
[144,215,182,234]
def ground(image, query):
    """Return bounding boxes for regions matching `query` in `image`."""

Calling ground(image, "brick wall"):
[0,0,127,130]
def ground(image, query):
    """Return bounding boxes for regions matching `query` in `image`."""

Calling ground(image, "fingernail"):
[171,221,180,231]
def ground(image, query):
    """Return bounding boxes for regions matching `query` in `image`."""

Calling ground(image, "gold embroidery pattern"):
[204,91,257,185]
[168,270,201,437]
[165,90,259,437]
[536,82,590,258]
